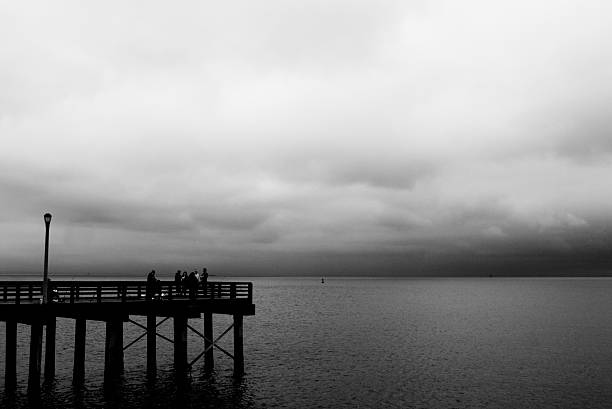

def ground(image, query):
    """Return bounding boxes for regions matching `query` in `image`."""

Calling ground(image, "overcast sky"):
[1,0,612,276]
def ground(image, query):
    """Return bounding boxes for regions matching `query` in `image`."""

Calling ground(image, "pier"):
[0,280,255,393]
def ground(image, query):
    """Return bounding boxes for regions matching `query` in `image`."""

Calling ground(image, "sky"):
[1,0,612,276]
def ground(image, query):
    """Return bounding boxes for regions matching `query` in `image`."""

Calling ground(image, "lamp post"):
[42,213,52,304]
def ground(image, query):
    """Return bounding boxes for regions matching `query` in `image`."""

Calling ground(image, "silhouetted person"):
[155,277,162,299]
[146,270,157,300]
[181,271,188,295]
[201,267,208,295]
[188,271,198,299]
[195,269,201,287]
[174,270,182,295]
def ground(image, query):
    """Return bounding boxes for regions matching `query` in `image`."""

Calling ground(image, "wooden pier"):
[0,280,255,393]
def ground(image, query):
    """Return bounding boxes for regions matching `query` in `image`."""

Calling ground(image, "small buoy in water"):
[321,278,325,283]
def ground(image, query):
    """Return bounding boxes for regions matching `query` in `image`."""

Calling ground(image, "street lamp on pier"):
[42,213,52,304]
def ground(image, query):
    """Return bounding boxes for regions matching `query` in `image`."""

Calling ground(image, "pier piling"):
[233,314,244,377]
[28,321,43,394]
[147,315,156,377]
[174,315,188,374]
[204,312,214,371]
[44,316,56,380]
[5,320,17,390]
[104,319,124,381]
[73,318,86,384]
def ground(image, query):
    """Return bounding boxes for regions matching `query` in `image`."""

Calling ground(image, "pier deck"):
[0,279,255,393]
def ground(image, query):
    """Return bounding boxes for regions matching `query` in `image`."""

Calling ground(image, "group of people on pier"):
[146,268,209,300]
[175,268,209,298]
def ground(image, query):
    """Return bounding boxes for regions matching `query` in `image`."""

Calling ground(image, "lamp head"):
[44,213,52,224]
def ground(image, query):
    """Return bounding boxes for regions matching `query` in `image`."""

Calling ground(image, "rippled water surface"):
[2,277,612,408]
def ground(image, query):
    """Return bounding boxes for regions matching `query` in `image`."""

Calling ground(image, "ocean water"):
[1,277,612,408]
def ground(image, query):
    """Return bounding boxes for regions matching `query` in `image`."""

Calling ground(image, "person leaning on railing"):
[201,267,208,296]
[188,271,198,299]
[181,271,188,295]
[146,270,157,300]
[174,270,181,295]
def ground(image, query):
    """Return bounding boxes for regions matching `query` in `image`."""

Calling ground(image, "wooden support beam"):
[104,319,124,381]
[233,314,244,377]
[204,312,214,371]
[147,315,156,377]
[5,320,17,390]
[73,318,86,384]
[173,315,187,375]
[44,317,56,380]
[28,321,43,394]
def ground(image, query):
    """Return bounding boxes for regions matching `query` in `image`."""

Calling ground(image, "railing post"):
[121,285,127,302]
[210,283,215,299]
[3,286,7,301]
[75,284,80,301]
[16,285,20,304]
[137,285,142,299]
[230,283,236,299]
[70,285,75,304]
[29,283,33,301]
[97,285,102,303]
[248,282,253,303]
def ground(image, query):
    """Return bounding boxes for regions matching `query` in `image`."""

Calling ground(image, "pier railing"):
[0,280,252,304]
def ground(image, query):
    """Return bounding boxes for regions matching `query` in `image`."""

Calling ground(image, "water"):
[2,277,612,408]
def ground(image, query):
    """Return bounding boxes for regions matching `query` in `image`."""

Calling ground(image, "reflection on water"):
[26,369,255,409]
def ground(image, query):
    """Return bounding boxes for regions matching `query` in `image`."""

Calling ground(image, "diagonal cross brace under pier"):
[187,322,234,368]
[124,317,173,350]
[188,322,234,358]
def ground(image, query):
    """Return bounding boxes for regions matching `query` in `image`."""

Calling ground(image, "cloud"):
[1,0,612,275]
[536,212,589,232]
[481,226,506,239]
